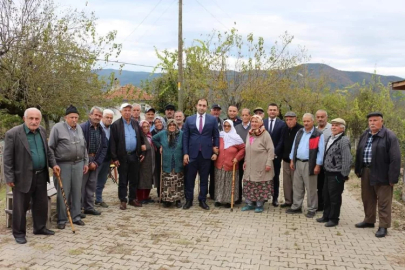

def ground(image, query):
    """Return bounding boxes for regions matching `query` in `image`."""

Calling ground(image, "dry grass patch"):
[106,243,131,255]
[68,248,85,255]
[169,239,194,246]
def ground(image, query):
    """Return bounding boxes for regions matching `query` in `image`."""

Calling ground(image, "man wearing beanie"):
[49,105,89,229]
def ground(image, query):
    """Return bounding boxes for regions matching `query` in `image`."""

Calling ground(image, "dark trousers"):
[272,157,282,202]
[238,159,244,202]
[361,168,393,228]
[322,172,345,223]
[185,152,211,201]
[209,160,215,199]
[317,168,325,210]
[118,154,140,203]
[12,171,48,238]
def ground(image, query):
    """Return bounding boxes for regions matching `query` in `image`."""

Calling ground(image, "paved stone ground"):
[1,175,405,270]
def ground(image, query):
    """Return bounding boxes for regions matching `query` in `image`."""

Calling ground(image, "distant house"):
[105,84,154,111]
[391,80,405,90]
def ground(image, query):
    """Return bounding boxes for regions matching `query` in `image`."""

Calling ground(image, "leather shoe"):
[325,221,338,227]
[34,229,55,235]
[15,237,27,244]
[355,221,375,228]
[235,199,242,205]
[84,209,101,215]
[199,200,210,210]
[286,208,302,214]
[375,227,387,238]
[316,217,328,223]
[183,200,192,210]
[280,203,292,208]
[120,202,127,210]
[57,223,65,230]
[305,211,315,218]
[175,201,182,208]
[214,202,222,207]
[80,213,86,219]
[128,200,142,207]
[272,201,279,207]
[73,220,85,226]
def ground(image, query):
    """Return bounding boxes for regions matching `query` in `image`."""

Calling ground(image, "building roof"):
[106,85,153,101]
[392,80,405,90]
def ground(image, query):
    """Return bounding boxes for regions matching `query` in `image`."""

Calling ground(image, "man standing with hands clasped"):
[354,112,401,237]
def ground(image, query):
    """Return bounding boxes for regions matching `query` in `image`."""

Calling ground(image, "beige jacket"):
[243,131,275,182]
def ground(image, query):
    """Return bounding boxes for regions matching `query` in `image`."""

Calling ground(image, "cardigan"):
[215,138,245,171]
[152,130,184,173]
[243,131,275,182]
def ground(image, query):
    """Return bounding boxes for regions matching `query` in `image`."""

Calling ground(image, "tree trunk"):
[43,114,50,137]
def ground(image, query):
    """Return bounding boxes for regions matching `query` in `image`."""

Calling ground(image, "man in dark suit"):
[4,108,60,244]
[110,103,146,210]
[183,98,220,210]
[263,103,286,207]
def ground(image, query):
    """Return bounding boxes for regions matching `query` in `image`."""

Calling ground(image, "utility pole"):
[178,0,184,111]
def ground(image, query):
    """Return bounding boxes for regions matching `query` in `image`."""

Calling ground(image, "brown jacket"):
[243,131,275,182]
[215,138,245,171]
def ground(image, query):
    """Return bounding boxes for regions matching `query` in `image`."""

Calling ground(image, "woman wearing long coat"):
[138,120,155,204]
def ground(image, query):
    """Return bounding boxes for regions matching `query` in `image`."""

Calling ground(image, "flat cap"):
[284,111,297,117]
[253,107,264,113]
[145,107,156,113]
[331,118,346,126]
[367,112,383,118]
[66,105,79,115]
[120,103,132,110]
[211,104,221,110]
[165,104,176,111]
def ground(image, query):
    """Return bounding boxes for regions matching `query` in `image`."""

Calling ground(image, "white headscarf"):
[220,120,244,149]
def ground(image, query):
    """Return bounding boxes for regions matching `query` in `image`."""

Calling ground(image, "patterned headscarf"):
[248,115,266,137]
[140,120,153,146]
[167,119,180,147]
[153,116,167,133]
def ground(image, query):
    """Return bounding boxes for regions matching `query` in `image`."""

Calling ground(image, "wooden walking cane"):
[230,162,236,212]
[159,148,163,207]
[56,173,76,233]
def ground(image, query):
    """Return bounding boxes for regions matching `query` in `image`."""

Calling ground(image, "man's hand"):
[290,160,295,171]
[89,163,97,171]
[213,146,219,154]
[7,182,15,188]
[232,158,238,164]
[211,154,217,161]
[141,145,146,151]
[160,146,163,154]
[139,155,145,162]
[265,165,271,172]
[83,165,89,174]
[314,164,321,175]
[183,154,189,166]
[114,160,120,167]
[52,165,61,176]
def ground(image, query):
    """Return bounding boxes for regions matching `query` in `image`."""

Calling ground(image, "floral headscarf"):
[167,119,180,148]
[153,116,167,133]
[248,115,266,137]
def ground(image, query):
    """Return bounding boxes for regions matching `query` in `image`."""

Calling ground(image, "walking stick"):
[230,162,236,212]
[55,173,75,234]
[159,148,163,207]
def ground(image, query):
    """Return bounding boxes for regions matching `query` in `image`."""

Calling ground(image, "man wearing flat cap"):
[164,104,176,122]
[145,107,156,131]
[253,107,265,119]
[317,118,352,227]
[354,112,401,237]
[49,105,89,229]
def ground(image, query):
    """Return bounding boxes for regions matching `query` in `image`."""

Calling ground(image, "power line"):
[212,0,233,21]
[194,0,230,31]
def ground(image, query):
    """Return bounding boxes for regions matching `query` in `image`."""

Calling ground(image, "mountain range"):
[96,63,403,89]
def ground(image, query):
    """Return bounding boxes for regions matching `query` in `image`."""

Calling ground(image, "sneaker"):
[255,207,264,213]
[241,205,255,211]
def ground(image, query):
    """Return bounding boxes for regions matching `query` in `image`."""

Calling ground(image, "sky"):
[57,0,405,77]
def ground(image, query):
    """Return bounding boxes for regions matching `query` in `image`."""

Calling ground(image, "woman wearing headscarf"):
[214,120,245,208]
[242,115,275,213]
[138,120,155,204]
[152,119,184,208]
[152,116,166,198]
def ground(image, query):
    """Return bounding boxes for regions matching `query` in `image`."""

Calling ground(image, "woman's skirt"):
[214,168,239,203]
[242,179,274,202]
[161,172,184,202]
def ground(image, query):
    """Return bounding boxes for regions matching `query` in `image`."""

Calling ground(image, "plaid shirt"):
[363,130,380,164]
[89,125,101,154]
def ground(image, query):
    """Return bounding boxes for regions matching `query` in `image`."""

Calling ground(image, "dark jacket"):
[109,117,145,162]
[355,126,401,185]
[3,125,57,193]
[263,118,286,158]
[292,128,323,176]
[282,123,303,162]
[80,120,108,167]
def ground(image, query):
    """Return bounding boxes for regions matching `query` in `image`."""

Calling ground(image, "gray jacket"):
[323,134,352,177]
[48,122,89,165]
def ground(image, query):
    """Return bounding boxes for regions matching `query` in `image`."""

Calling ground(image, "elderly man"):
[80,106,107,215]
[355,112,401,237]
[164,104,176,122]
[49,105,89,229]
[95,109,114,208]
[227,105,242,126]
[235,108,251,203]
[316,118,352,227]
[263,103,286,207]
[4,108,60,244]
[131,103,142,122]
[280,111,303,208]
[174,111,185,130]
[209,103,224,199]
[110,103,145,210]
[286,113,324,218]
[253,107,265,119]
[315,109,332,211]
[211,104,224,131]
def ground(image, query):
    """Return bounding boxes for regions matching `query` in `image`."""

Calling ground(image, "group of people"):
[3,98,401,245]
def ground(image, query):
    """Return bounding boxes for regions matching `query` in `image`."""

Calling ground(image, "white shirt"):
[196,113,206,130]
[242,122,250,129]
[326,132,343,151]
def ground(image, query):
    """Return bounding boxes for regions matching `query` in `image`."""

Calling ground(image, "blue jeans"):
[95,161,111,203]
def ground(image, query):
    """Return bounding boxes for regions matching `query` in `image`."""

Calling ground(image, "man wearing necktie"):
[263,103,286,207]
[183,98,220,210]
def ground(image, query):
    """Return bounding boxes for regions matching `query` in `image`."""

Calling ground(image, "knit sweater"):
[323,135,352,177]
